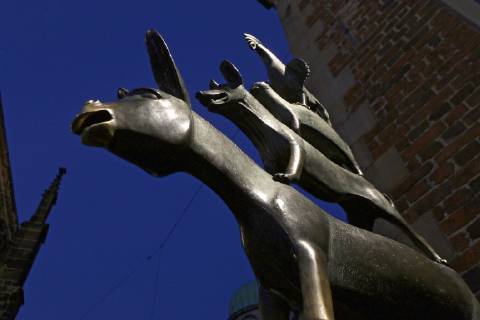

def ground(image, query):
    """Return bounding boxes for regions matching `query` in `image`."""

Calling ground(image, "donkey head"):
[71,30,193,177]
[196,60,248,115]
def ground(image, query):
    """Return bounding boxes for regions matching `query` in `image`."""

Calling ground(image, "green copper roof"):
[228,280,259,315]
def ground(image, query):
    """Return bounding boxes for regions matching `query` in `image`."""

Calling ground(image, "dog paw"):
[273,172,295,184]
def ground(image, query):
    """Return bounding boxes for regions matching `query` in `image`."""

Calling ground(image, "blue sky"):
[0,1,345,319]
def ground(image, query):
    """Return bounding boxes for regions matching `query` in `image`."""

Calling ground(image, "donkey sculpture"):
[196,60,445,265]
[72,30,480,320]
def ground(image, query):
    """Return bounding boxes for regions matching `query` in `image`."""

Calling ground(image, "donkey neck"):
[184,112,275,222]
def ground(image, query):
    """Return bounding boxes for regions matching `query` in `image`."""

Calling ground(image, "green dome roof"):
[228,280,259,316]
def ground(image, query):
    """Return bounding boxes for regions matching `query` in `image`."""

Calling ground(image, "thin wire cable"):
[77,183,203,320]
[147,128,241,319]
[78,265,143,320]
[149,251,163,320]
[148,183,203,257]
[77,128,242,320]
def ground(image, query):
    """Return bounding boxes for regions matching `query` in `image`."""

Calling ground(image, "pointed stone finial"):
[30,167,67,224]
[0,93,19,240]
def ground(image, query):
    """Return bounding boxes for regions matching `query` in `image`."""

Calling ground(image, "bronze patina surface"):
[72,30,480,320]
[244,33,331,125]
[197,60,444,265]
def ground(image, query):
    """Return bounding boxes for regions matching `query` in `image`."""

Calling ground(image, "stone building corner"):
[0,95,66,319]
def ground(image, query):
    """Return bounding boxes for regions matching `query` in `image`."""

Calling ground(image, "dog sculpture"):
[72,30,479,320]
[249,81,361,175]
[197,60,445,265]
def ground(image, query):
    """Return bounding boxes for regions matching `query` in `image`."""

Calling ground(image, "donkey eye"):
[127,88,164,100]
[141,92,161,99]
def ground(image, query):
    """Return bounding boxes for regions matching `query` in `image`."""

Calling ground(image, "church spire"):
[30,167,67,224]
[0,95,66,319]
[0,94,18,240]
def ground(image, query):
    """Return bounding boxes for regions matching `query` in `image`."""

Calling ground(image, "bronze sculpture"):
[197,60,444,265]
[244,33,331,125]
[250,81,362,175]
[71,30,480,320]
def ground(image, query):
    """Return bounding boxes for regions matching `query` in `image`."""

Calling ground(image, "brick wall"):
[260,0,480,299]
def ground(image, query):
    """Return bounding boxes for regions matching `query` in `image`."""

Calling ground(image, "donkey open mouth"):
[72,108,114,147]
[72,110,113,134]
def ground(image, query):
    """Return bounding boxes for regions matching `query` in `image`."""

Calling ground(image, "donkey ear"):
[117,88,129,99]
[209,79,220,89]
[220,60,243,88]
[145,29,191,105]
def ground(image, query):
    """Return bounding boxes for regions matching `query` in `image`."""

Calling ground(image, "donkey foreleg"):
[297,240,334,320]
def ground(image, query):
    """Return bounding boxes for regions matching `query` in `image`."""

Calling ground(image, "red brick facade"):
[262,0,480,299]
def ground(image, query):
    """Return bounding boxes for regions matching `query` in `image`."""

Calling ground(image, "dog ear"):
[117,88,129,99]
[209,79,220,89]
[145,29,191,105]
[220,60,243,88]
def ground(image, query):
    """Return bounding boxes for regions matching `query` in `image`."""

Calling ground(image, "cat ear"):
[117,88,129,99]
[145,29,190,105]
[209,79,220,89]
[220,60,243,88]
